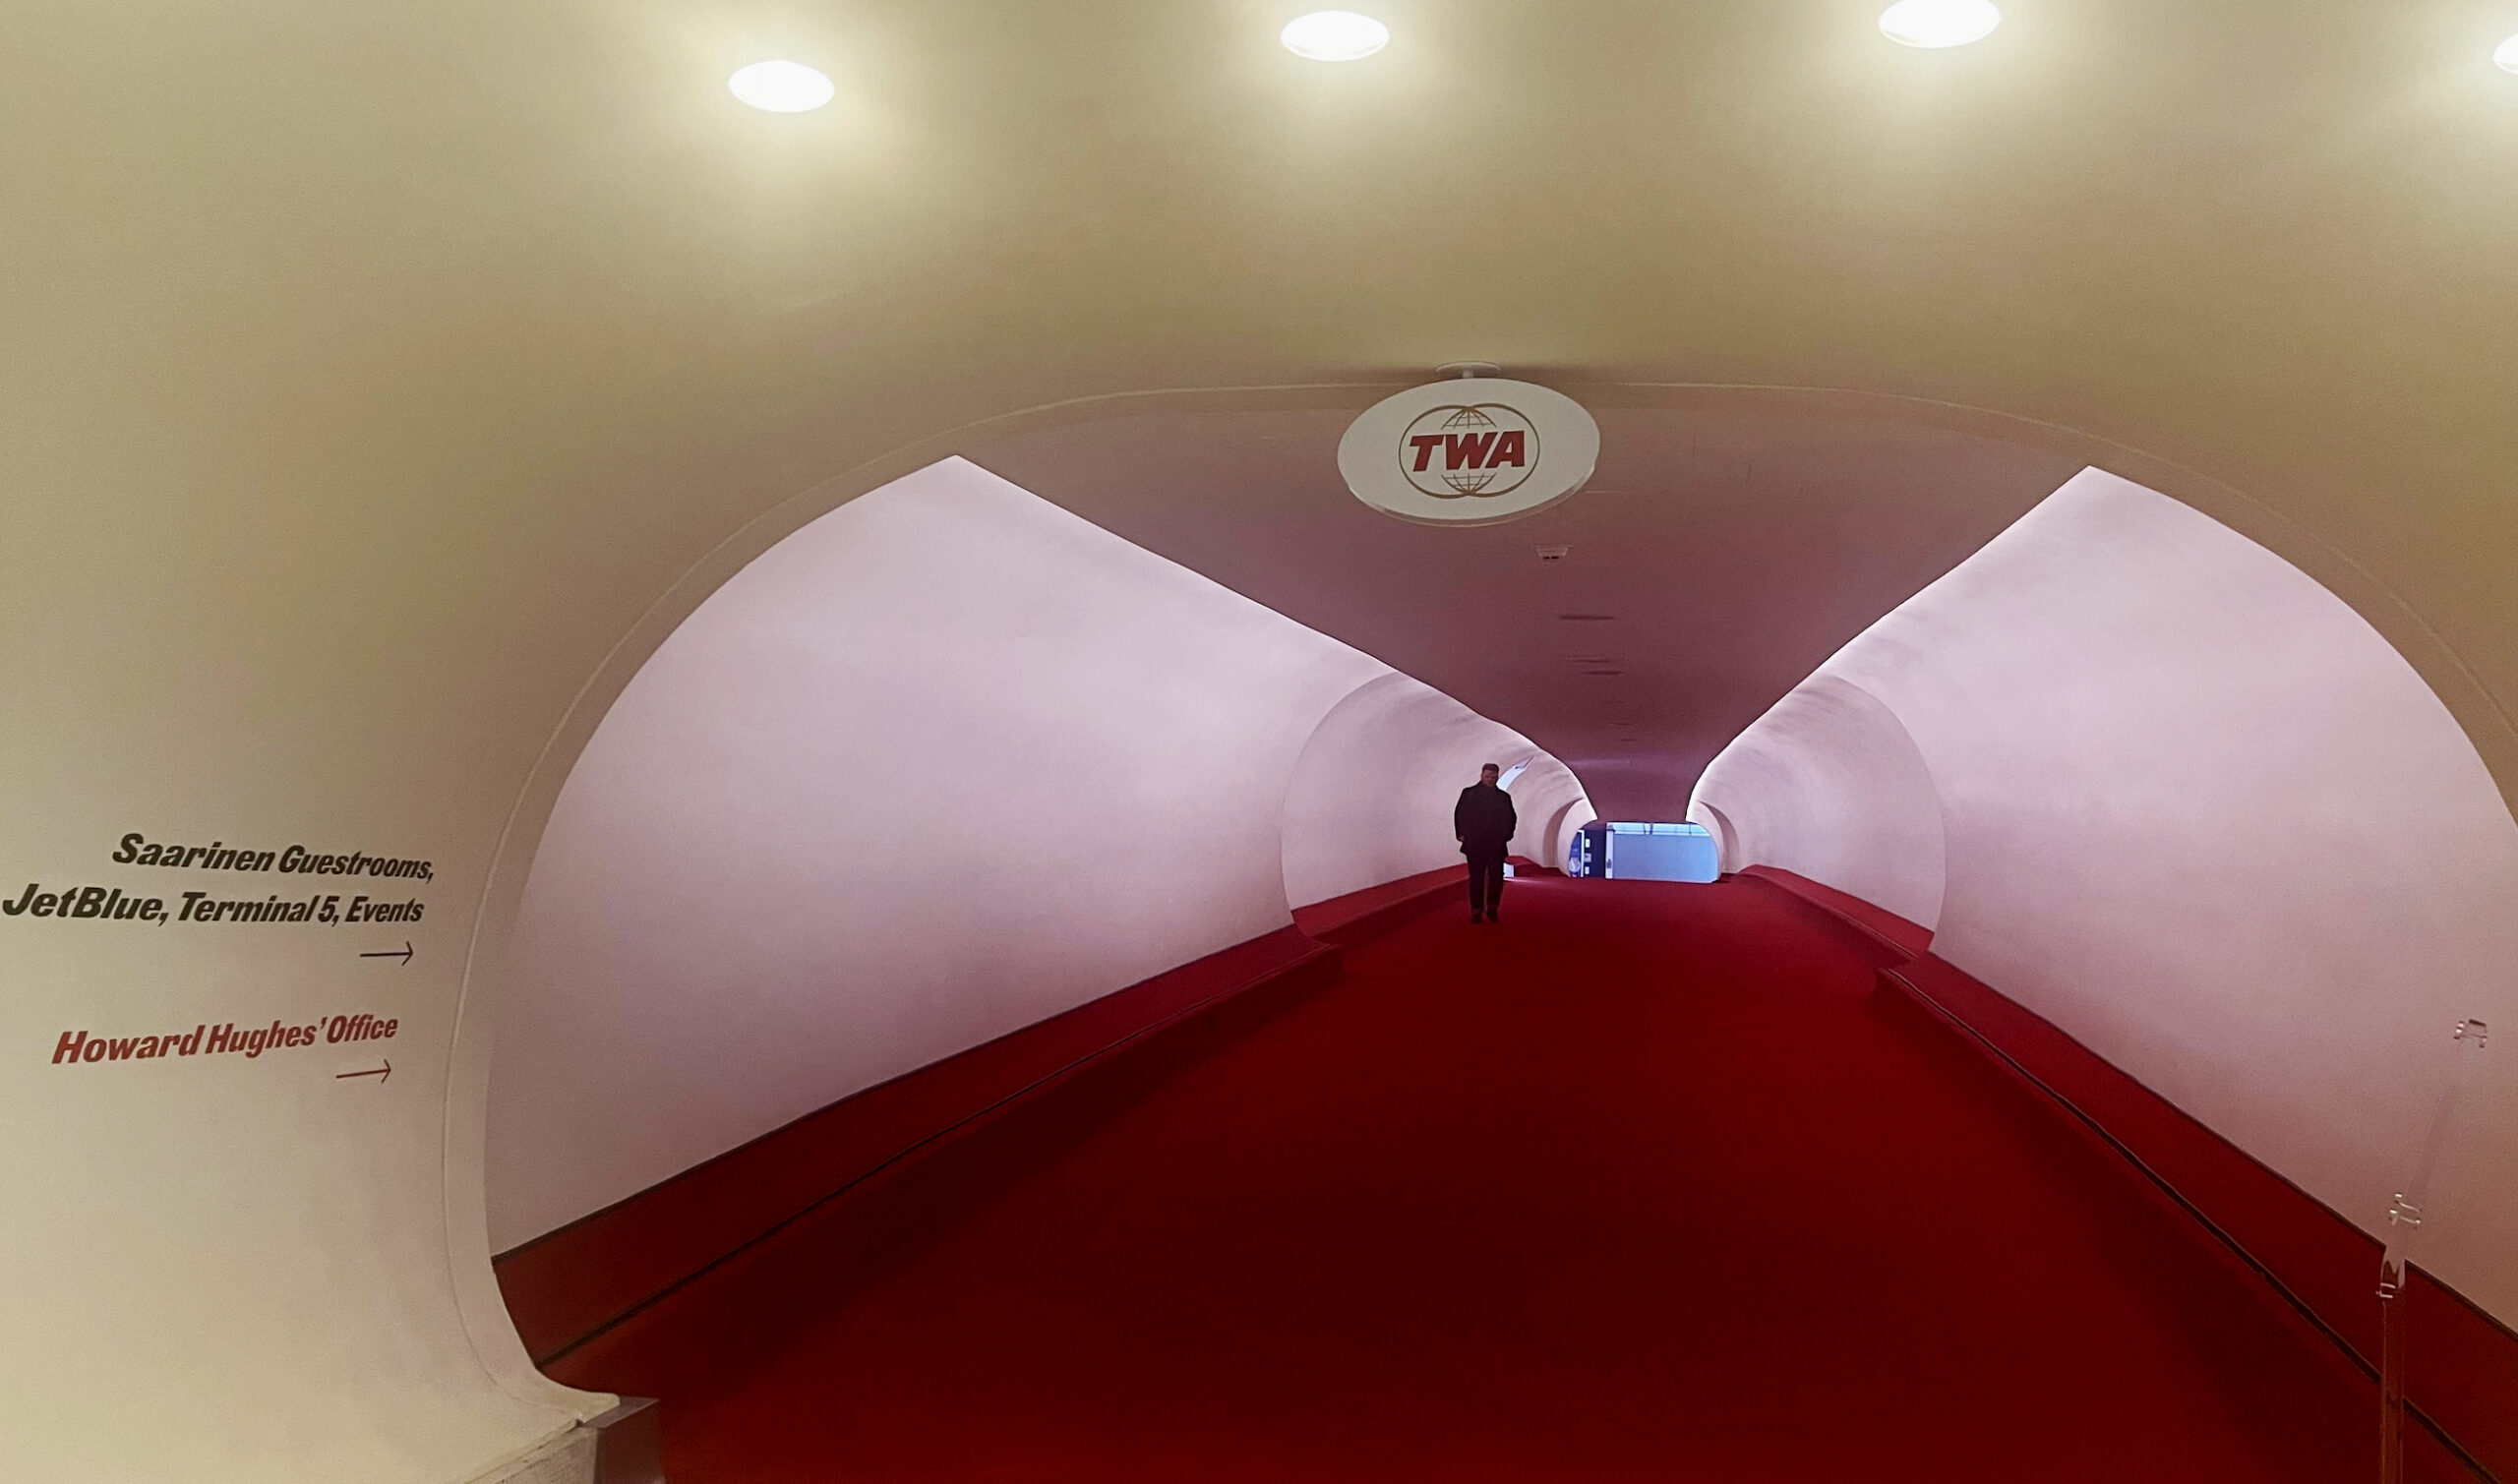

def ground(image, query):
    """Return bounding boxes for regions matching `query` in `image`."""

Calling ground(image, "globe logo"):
[1398,402,1541,499]
[1340,377,1595,526]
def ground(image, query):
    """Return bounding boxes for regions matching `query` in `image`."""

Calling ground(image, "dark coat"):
[1454,782,1518,858]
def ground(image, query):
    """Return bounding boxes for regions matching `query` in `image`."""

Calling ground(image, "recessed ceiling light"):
[728,60,835,112]
[2497,33,2518,73]
[1282,11,1390,61]
[1878,0,2001,48]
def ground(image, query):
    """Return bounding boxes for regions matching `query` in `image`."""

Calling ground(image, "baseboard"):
[458,1400,659,1484]
[460,1428,591,1484]
[1291,864,1466,943]
[495,923,1337,1363]
[1737,864,1935,959]
[1739,865,2511,1480]
[1879,956,2512,1482]
[496,870,1462,1368]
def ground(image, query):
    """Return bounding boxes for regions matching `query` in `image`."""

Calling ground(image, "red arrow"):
[335,1061,391,1083]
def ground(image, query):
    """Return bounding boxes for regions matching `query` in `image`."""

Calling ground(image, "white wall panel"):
[1694,468,2518,1322]
[1508,757,1591,872]
[1554,799,1599,873]
[489,459,1577,1250]
[1689,674,1946,927]
[1279,672,1585,906]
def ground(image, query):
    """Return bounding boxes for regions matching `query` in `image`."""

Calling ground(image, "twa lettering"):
[1406,429,1529,473]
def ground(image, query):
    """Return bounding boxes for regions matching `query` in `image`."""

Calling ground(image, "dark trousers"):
[1466,850,1506,917]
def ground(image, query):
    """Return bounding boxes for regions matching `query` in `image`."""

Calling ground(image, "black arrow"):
[335,1061,391,1084]
[359,942,413,965]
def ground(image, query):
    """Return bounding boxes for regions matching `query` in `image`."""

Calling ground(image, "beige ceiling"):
[4,0,2512,815]
[972,405,2081,818]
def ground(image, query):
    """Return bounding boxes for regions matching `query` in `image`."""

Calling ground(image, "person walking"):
[1455,762,1518,923]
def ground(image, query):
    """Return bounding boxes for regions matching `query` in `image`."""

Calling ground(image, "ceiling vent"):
[1536,545,1570,563]
[1556,613,1617,623]
[1581,669,1626,678]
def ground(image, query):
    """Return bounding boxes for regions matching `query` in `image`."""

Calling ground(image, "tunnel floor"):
[550,874,2381,1481]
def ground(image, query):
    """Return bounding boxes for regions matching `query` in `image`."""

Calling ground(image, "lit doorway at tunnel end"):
[1567,820,1719,882]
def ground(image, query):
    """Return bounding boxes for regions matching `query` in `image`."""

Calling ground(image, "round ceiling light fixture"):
[2496,33,2518,73]
[728,60,835,112]
[1878,0,2002,48]
[1282,11,1390,61]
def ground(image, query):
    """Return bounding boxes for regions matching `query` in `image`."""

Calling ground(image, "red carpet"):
[548,874,2422,1481]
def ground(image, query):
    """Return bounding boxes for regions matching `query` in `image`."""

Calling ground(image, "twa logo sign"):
[1400,404,1538,499]
[1340,378,1598,526]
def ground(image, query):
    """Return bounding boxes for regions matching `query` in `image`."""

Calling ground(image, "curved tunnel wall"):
[489,457,1583,1250]
[1511,758,1590,872]
[1555,800,1599,873]
[1688,674,1946,928]
[1283,674,1536,906]
[1694,467,2518,1324]
[1278,673,1592,901]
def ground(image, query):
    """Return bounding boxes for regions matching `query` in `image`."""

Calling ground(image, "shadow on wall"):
[1691,466,2518,1329]
[485,456,1585,1255]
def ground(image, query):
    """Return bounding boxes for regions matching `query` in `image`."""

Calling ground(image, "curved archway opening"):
[446,392,2518,1482]
[478,453,1591,1368]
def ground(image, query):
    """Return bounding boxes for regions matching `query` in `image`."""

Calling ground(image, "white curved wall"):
[1554,799,1599,872]
[1279,671,1589,905]
[490,457,1578,1249]
[1509,757,1591,872]
[1695,800,1741,873]
[1694,467,2518,1322]
[1689,674,1946,927]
